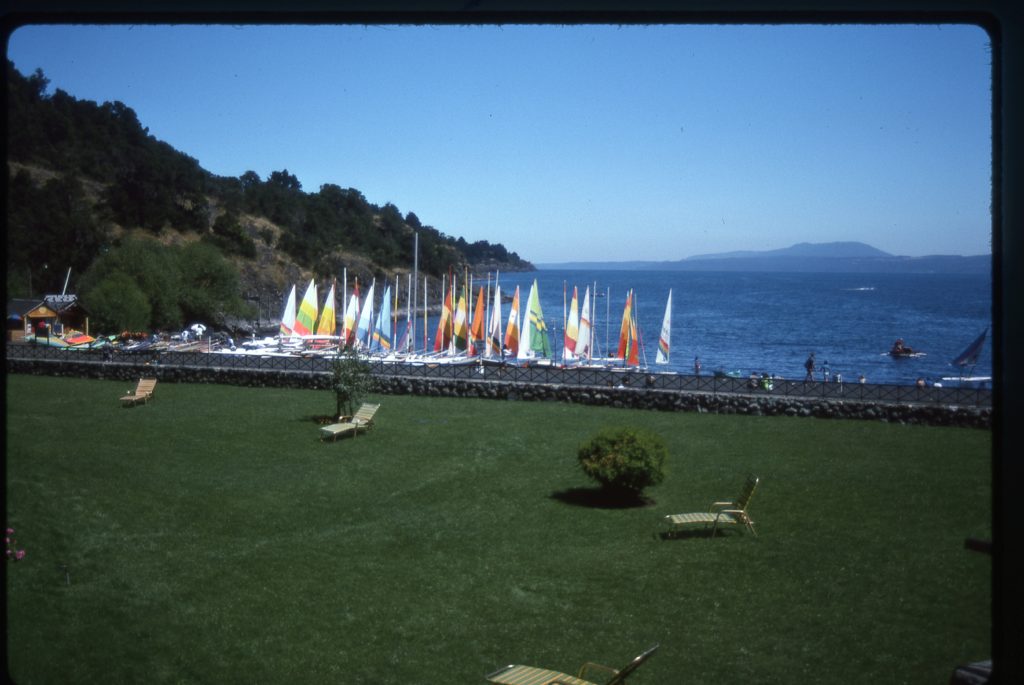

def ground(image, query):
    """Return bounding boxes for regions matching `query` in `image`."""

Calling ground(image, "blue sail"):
[950,328,987,367]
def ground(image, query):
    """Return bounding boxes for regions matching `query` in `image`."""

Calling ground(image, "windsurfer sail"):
[951,328,987,368]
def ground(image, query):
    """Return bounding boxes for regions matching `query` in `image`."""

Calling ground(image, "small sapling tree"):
[331,348,373,419]
[577,427,667,501]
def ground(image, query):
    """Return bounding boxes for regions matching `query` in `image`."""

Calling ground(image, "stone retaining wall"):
[7,357,991,429]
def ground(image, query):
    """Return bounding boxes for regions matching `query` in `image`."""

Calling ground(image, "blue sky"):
[6,23,992,263]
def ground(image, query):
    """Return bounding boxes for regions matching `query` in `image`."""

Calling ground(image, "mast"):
[412,231,418,353]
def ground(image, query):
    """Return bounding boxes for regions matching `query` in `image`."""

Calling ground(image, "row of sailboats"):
[247,273,674,369]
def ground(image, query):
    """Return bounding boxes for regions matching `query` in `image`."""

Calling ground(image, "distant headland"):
[537,241,990,274]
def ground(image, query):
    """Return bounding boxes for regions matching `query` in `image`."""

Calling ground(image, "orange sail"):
[615,289,640,366]
[433,283,454,352]
[469,286,486,355]
[616,289,633,359]
[503,285,521,357]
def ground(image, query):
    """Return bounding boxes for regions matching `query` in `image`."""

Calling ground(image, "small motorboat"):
[888,338,923,358]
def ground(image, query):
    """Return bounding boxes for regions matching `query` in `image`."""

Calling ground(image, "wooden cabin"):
[6,295,89,341]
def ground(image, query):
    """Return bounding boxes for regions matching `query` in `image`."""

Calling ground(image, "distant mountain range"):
[538,241,990,274]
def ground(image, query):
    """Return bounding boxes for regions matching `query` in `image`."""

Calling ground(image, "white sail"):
[576,286,592,360]
[562,285,580,362]
[341,283,360,347]
[355,281,375,348]
[486,283,502,358]
[655,289,672,365]
[279,285,297,336]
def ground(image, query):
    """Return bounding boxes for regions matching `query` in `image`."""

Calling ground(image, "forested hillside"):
[5,61,532,331]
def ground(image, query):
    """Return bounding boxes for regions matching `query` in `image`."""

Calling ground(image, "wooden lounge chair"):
[319,403,380,441]
[665,476,759,537]
[486,644,658,685]
[120,378,157,407]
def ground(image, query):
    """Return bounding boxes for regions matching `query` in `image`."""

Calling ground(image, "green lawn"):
[5,375,990,684]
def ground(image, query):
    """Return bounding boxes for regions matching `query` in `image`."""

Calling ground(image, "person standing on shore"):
[804,353,816,381]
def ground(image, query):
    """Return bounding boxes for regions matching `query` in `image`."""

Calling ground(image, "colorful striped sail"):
[521,279,551,359]
[504,286,520,357]
[469,286,486,355]
[451,283,470,353]
[614,289,641,366]
[315,283,337,336]
[487,283,503,358]
[293,279,318,336]
[371,285,392,353]
[627,295,641,367]
[342,280,360,347]
[576,286,592,360]
[563,285,579,361]
[433,283,453,352]
[616,289,633,360]
[655,289,672,365]
[279,285,296,336]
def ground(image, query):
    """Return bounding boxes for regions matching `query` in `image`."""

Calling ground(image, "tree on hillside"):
[83,272,152,332]
[5,61,534,293]
[80,236,183,328]
[177,242,249,324]
[6,169,108,297]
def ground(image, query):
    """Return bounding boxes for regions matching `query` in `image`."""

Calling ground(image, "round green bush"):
[577,427,667,497]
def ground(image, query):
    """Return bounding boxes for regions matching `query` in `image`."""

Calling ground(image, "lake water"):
[428,269,993,386]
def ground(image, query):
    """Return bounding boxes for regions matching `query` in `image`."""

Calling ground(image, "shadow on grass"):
[657,528,721,541]
[549,487,655,510]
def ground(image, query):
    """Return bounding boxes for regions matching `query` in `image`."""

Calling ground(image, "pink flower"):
[5,528,12,535]
[14,550,25,560]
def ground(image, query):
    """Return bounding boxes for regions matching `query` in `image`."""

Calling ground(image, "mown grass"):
[5,374,990,684]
